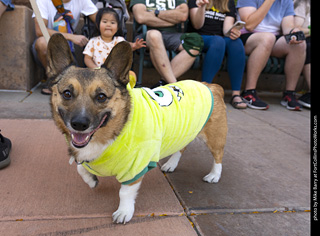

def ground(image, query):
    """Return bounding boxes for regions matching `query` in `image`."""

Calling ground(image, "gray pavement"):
[0,85,311,235]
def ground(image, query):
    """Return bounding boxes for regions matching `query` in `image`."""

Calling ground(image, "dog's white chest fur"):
[74,138,114,163]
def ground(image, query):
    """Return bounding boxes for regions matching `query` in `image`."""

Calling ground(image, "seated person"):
[294,0,310,108]
[130,0,202,84]
[188,0,246,109]
[237,0,306,111]
[31,0,98,94]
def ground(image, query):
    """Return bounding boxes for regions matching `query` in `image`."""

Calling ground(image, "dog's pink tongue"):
[71,132,89,146]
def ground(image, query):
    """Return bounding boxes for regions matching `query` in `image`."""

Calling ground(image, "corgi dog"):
[47,33,227,224]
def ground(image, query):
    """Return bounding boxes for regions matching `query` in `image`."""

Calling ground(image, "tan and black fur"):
[47,33,228,224]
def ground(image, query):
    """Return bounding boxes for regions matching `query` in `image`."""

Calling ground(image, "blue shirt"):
[237,0,295,35]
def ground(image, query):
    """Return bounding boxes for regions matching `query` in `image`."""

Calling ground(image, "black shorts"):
[240,32,310,64]
[240,32,282,45]
[305,36,310,65]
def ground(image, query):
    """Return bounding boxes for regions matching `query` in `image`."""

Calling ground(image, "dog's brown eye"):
[96,93,107,103]
[62,90,72,100]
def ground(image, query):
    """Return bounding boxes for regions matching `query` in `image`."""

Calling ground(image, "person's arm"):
[81,0,98,23]
[129,38,146,51]
[281,15,302,44]
[132,4,173,27]
[156,3,188,24]
[189,0,208,30]
[132,3,187,27]
[281,15,296,35]
[83,39,99,68]
[88,12,97,24]
[238,0,275,32]
[294,2,310,37]
[84,54,99,68]
[34,18,89,47]
[223,16,241,40]
[295,16,309,37]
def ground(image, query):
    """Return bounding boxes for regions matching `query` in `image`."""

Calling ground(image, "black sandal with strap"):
[230,95,247,109]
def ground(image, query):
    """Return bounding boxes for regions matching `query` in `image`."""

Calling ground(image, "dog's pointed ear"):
[47,33,74,80]
[103,41,133,86]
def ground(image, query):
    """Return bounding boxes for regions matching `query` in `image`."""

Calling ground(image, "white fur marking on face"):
[112,182,142,224]
[161,151,182,173]
[203,161,222,184]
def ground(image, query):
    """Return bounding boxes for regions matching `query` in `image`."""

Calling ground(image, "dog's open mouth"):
[70,114,109,148]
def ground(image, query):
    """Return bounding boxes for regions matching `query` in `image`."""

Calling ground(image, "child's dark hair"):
[92,7,122,38]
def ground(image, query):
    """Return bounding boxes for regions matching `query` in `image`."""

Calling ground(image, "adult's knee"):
[209,36,225,48]
[206,36,226,55]
[225,38,244,53]
[294,40,306,53]
[259,33,276,50]
[35,37,48,54]
[146,30,163,47]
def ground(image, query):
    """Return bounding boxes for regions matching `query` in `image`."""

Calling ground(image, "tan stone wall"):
[0,6,42,90]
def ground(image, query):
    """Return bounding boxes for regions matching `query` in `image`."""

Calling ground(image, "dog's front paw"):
[112,206,134,224]
[87,175,99,188]
[77,165,99,188]
[161,151,181,173]
[161,161,177,173]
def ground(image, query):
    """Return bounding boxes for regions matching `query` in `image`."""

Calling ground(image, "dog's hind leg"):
[198,83,228,184]
[199,114,227,184]
[77,164,99,188]
[199,129,226,183]
[202,150,224,184]
[161,147,187,173]
[199,118,227,183]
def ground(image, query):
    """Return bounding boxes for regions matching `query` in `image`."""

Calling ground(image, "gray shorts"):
[135,30,182,52]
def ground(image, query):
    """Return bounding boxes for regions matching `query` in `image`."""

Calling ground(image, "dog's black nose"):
[71,116,90,131]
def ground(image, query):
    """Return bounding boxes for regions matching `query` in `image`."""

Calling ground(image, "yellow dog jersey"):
[82,79,214,184]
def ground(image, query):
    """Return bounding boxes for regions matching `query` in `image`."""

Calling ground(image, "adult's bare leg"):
[146,30,177,83]
[35,36,48,68]
[244,33,276,90]
[303,63,310,90]
[271,36,306,91]
[170,46,197,79]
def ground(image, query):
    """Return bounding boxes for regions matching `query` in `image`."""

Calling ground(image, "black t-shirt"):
[187,0,236,36]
